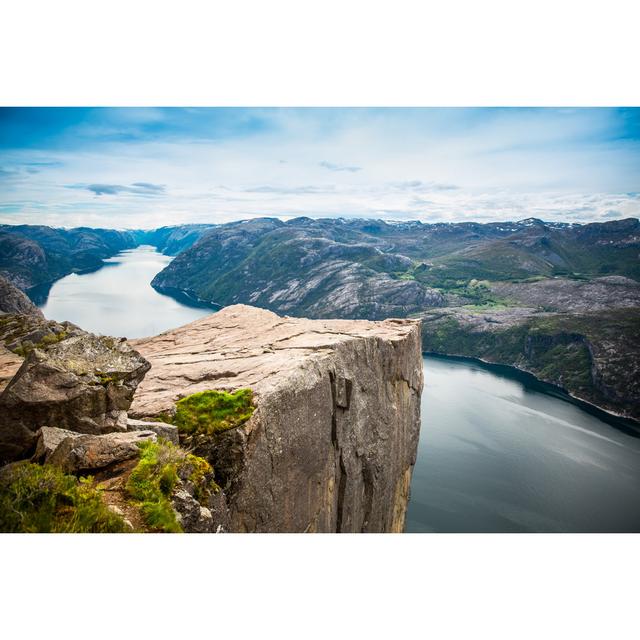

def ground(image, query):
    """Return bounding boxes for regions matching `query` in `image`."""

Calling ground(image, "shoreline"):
[423,350,640,435]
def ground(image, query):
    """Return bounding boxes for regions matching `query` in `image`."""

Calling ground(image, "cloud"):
[391,180,460,192]
[319,161,362,173]
[242,184,333,194]
[2,108,639,228]
[131,182,165,193]
[0,167,16,179]
[66,182,166,196]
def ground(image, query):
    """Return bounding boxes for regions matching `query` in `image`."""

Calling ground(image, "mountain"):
[133,224,216,256]
[0,223,214,297]
[152,217,640,308]
[1,217,638,420]
[151,216,640,420]
[151,218,446,319]
[0,225,138,292]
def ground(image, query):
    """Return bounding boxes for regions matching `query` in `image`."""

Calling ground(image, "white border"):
[1,1,639,638]
[1,0,639,106]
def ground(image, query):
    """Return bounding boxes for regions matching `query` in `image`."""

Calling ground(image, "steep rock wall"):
[130,305,423,533]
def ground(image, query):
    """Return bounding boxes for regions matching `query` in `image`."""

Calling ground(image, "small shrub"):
[125,440,216,533]
[0,462,127,533]
[174,388,255,436]
[126,440,182,533]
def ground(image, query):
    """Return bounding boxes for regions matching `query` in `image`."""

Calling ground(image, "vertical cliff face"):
[130,305,423,533]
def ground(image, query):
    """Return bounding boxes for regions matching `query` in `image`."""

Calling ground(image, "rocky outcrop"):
[0,275,44,317]
[0,313,86,393]
[130,304,423,533]
[48,430,157,473]
[0,333,150,463]
[126,417,179,444]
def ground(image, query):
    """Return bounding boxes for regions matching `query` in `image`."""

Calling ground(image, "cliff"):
[0,305,423,533]
[420,305,640,421]
[0,225,137,293]
[0,275,44,317]
[130,305,423,532]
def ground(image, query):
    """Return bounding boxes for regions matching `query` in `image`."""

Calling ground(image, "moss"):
[0,462,127,533]
[38,330,68,347]
[12,344,30,358]
[174,388,255,436]
[125,440,217,533]
[8,329,69,358]
[151,411,175,425]
[95,372,120,386]
[126,440,182,533]
[183,452,219,501]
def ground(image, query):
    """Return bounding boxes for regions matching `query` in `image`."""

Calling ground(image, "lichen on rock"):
[0,332,151,463]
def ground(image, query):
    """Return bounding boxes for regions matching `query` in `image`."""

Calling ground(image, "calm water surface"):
[406,355,640,532]
[38,246,211,338]
[37,246,640,532]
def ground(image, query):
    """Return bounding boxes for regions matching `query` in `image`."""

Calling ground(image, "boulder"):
[48,430,157,473]
[126,417,179,444]
[32,426,79,462]
[0,333,151,463]
[171,488,215,533]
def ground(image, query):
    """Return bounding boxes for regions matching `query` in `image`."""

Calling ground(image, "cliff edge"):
[130,304,423,533]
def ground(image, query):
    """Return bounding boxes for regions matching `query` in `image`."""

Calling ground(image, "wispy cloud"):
[319,161,362,173]
[242,184,334,194]
[390,180,460,192]
[66,182,166,197]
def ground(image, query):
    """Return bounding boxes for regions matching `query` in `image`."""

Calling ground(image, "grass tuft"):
[174,388,255,436]
[0,462,127,533]
[125,439,216,533]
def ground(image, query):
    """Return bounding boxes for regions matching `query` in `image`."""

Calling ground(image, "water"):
[35,246,640,532]
[406,355,640,532]
[37,246,212,338]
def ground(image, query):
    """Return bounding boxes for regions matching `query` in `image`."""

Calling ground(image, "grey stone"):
[47,430,157,473]
[32,426,79,462]
[0,333,151,463]
[126,417,179,444]
[171,488,215,533]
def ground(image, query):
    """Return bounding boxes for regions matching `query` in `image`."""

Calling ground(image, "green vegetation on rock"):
[174,388,255,436]
[0,462,127,533]
[125,439,216,533]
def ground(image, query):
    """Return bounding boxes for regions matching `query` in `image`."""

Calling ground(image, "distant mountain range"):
[1,217,638,420]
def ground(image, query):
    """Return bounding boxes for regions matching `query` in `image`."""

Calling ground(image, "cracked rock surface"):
[131,304,423,533]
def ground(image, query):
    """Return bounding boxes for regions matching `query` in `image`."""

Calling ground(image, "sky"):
[0,107,639,229]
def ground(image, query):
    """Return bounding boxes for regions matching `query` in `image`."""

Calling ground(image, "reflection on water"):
[37,245,213,338]
[406,355,640,532]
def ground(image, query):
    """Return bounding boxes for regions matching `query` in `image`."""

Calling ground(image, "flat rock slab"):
[48,430,157,473]
[130,304,423,533]
[0,346,22,393]
[130,304,421,417]
[126,417,179,444]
